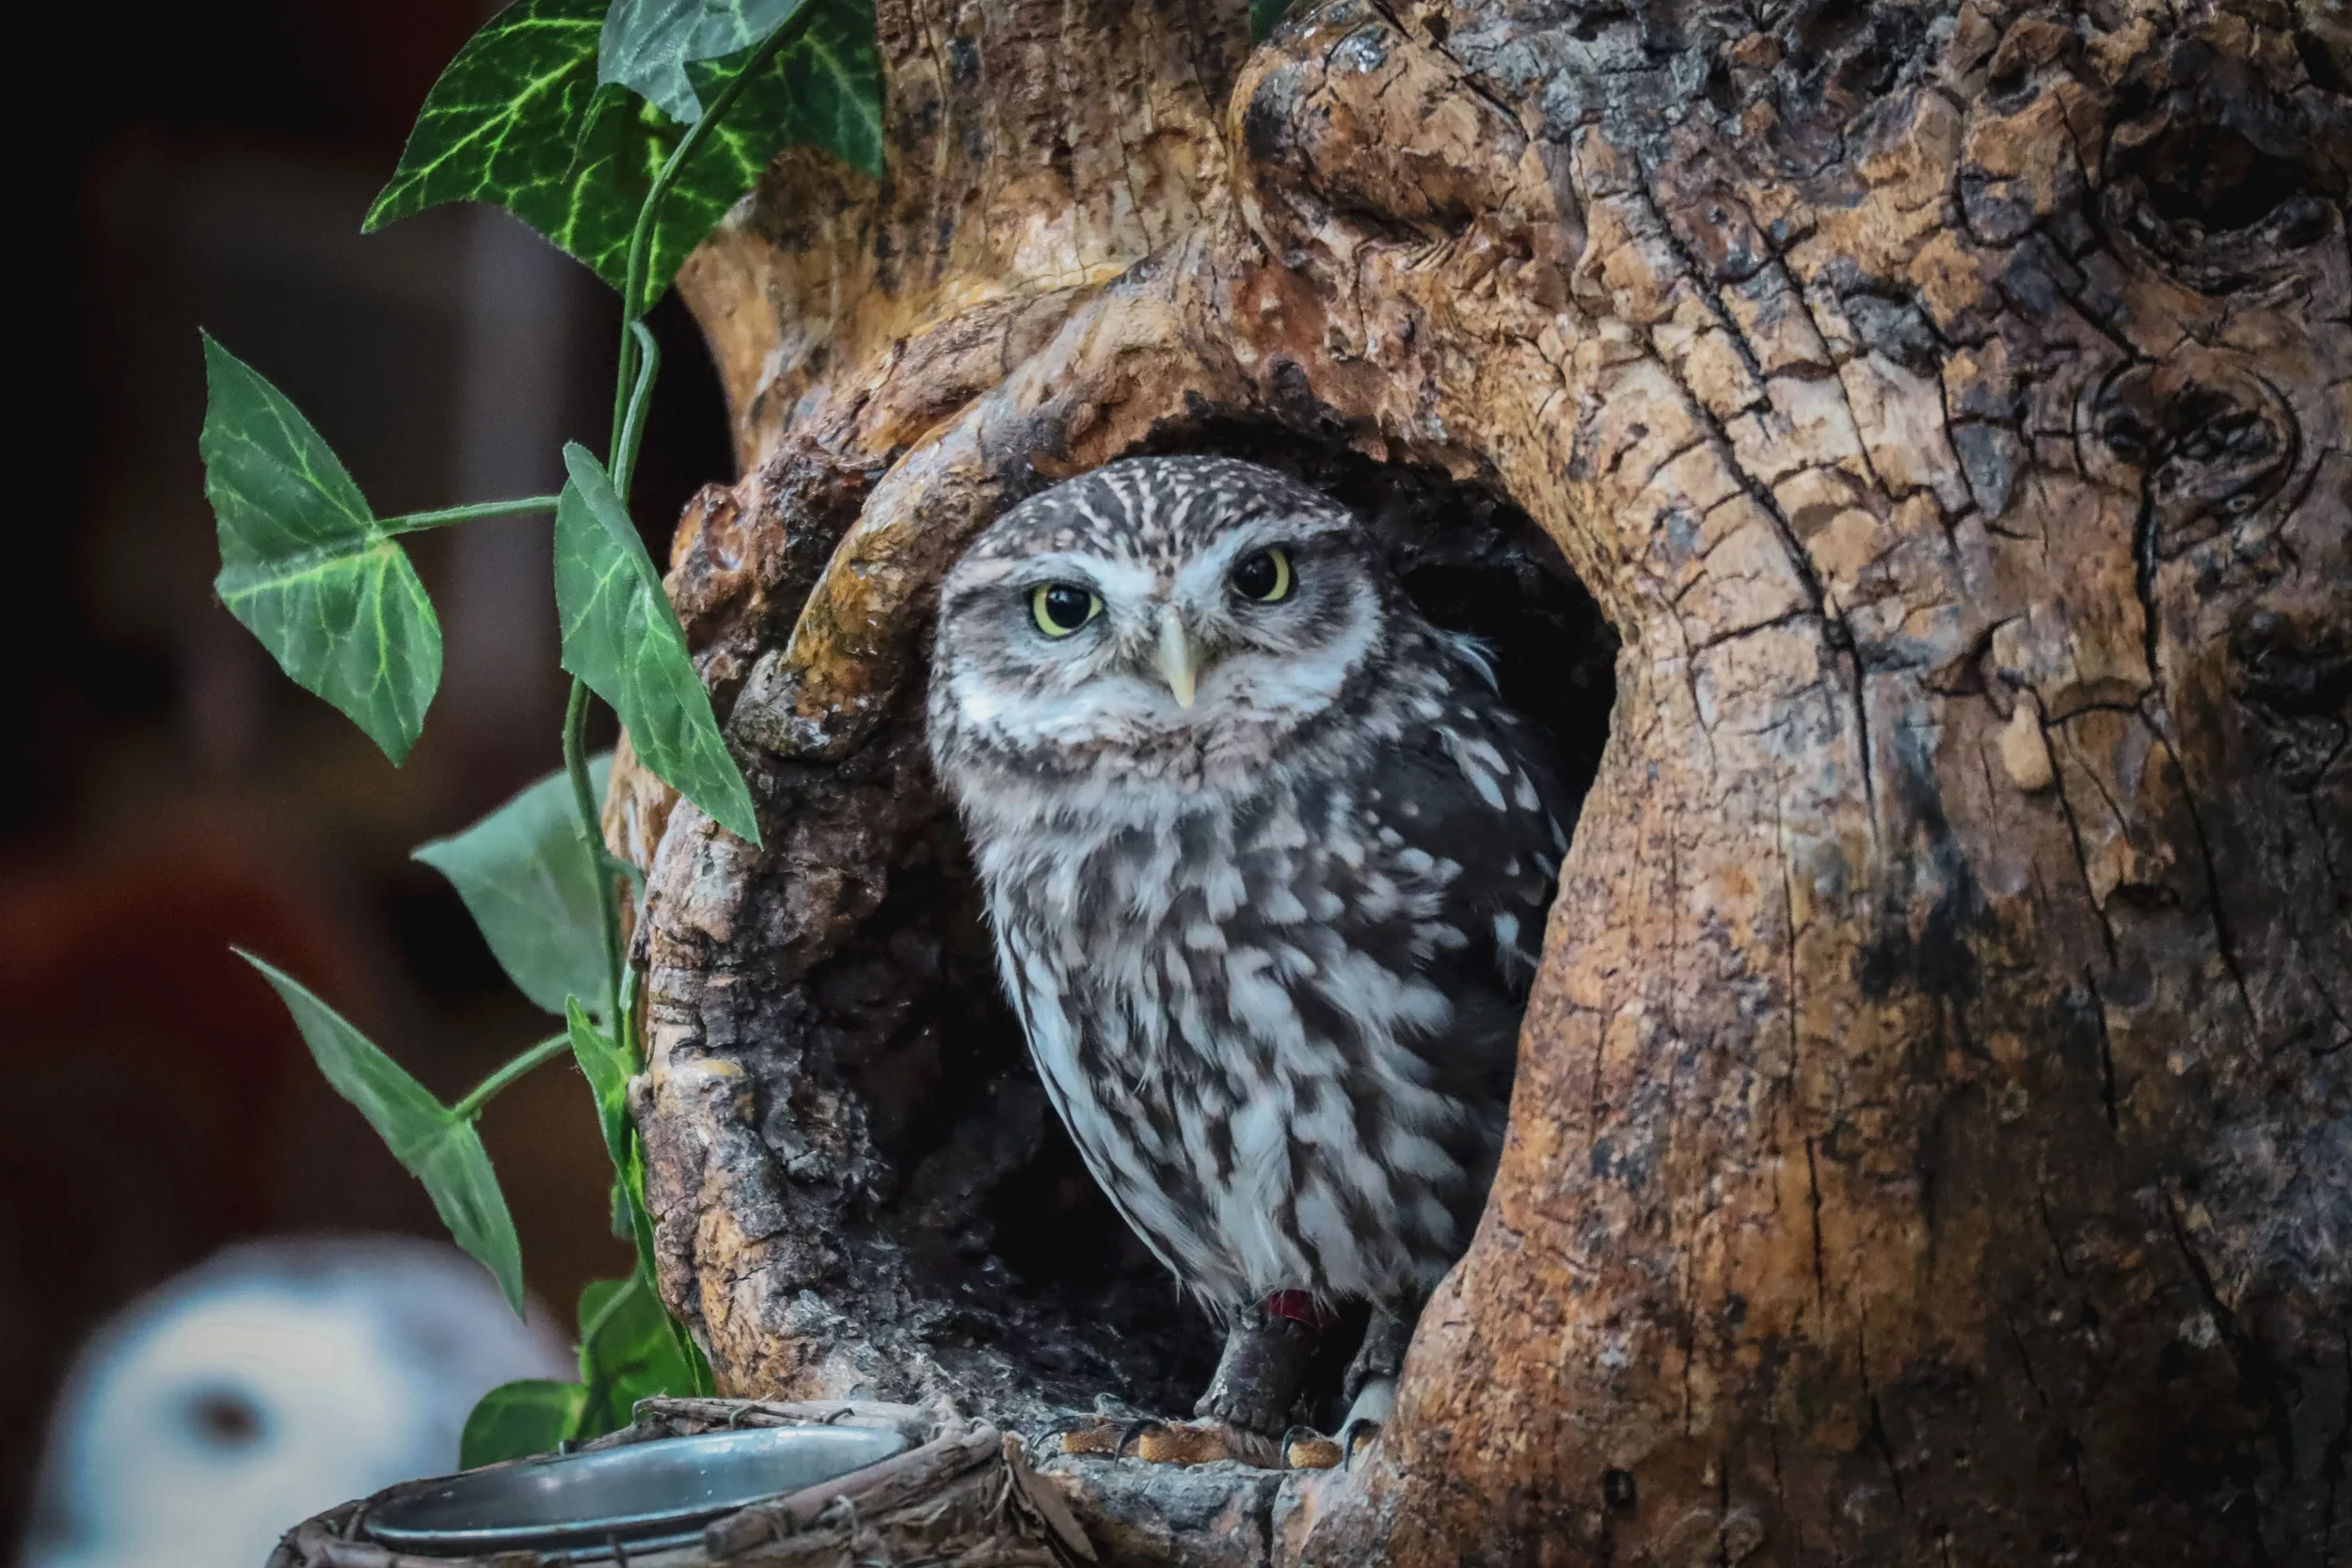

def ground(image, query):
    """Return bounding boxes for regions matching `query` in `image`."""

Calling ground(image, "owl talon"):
[1194,1306,1321,1436]
[1051,1416,1128,1458]
[1054,1414,1290,1467]
[1137,1418,1281,1467]
[1339,1367,1396,1466]
[1281,1425,1343,1469]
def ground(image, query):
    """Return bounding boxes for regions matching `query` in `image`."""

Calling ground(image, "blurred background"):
[6,0,739,1553]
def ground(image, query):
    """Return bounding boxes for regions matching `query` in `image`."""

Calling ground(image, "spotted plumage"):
[927,456,1569,1436]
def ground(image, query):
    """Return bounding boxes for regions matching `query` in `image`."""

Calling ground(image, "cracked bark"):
[605,0,2352,1561]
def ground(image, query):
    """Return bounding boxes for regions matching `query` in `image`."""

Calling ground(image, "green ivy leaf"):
[199,333,439,763]
[567,1000,707,1399]
[1250,0,1293,40]
[553,444,760,843]
[566,999,637,1182]
[415,756,615,1018]
[460,1379,589,1467]
[566,997,647,1278]
[366,0,882,311]
[237,952,525,1314]
[611,1171,637,1238]
[751,0,882,183]
[362,0,612,272]
[577,1269,694,1434]
[600,0,804,123]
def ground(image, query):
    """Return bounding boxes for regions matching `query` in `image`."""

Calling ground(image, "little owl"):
[927,456,1570,1456]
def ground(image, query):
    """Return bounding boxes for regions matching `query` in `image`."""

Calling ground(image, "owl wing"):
[1338,664,1574,1105]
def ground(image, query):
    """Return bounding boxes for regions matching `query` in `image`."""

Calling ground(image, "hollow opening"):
[2135,121,2313,233]
[782,431,1617,1425]
[2101,71,2344,296]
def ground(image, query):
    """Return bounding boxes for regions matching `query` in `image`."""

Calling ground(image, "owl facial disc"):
[930,456,1391,774]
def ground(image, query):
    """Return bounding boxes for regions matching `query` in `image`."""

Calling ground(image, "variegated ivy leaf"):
[552,444,760,843]
[566,999,644,1267]
[461,1380,588,1467]
[566,1002,711,1407]
[599,0,804,124]
[199,333,439,763]
[238,953,525,1315]
[414,756,615,1018]
[574,1269,696,1434]
[366,0,882,312]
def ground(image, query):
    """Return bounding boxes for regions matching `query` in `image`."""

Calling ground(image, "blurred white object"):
[21,1236,571,1568]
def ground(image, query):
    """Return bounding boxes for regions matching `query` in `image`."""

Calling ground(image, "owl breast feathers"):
[928,456,1569,1319]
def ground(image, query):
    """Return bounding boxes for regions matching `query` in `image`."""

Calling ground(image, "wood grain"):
[613,2,2352,1561]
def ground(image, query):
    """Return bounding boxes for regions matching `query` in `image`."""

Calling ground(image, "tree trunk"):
[609,0,2352,1562]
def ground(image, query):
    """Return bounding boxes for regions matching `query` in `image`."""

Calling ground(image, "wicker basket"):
[263,1400,1092,1567]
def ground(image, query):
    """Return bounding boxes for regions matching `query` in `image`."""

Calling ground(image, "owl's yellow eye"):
[1229,546,1293,603]
[1030,582,1102,637]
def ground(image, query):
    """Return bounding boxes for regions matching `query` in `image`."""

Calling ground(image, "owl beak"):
[1154,610,1200,709]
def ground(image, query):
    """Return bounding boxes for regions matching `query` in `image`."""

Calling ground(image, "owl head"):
[930,456,1394,779]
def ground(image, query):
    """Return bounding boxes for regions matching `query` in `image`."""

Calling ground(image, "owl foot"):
[1051,1295,1352,1469]
[1343,1306,1412,1402]
[1282,1425,1344,1469]
[1325,1304,1409,1466]
[1051,1414,1152,1458]
[1192,1296,1325,1435]
[1055,1415,1294,1467]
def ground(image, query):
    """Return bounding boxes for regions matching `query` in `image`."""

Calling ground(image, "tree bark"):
[610,0,2352,1562]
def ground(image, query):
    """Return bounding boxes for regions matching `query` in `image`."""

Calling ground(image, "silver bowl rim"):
[361,1421,912,1553]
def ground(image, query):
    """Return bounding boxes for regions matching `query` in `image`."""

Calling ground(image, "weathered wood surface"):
[610,0,2351,1561]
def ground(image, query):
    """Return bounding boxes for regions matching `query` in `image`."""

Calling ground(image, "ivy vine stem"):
[451,1031,573,1123]
[608,12,806,470]
[567,15,803,1065]
[382,495,562,535]
[615,321,661,499]
[564,676,628,1035]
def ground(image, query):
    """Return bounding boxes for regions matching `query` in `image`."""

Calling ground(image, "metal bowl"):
[362,1423,910,1558]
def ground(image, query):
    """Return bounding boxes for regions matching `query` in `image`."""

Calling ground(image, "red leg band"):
[1263,1290,1337,1330]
